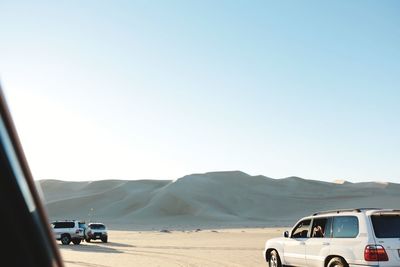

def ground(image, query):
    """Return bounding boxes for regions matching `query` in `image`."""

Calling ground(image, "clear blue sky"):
[1,1,399,182]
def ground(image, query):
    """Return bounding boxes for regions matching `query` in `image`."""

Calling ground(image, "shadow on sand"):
[58,243,124,254]
[105,241,135,248]
[83,240,135,248]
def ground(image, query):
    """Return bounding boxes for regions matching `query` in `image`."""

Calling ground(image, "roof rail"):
[312,208,383,216]
[370,209,400,215]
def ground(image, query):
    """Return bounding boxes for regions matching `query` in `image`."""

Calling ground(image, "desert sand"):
[59,228,283,267]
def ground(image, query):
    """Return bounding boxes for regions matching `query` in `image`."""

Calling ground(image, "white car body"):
[85,223,108,242]
[263,209,400,267]
[50,220,86,245]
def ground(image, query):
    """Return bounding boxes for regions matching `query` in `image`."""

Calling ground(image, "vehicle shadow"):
[58,243,123,254]
[106,241,135,248]
[85,241,135,248]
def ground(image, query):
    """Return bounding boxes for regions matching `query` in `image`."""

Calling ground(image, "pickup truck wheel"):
[72,238,81,245]
[61,234,71,245]
[327,257,347,267]
[101,236,108,243]
[269,250,281,267]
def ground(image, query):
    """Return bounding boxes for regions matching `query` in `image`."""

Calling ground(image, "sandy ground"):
[59,228,284,267]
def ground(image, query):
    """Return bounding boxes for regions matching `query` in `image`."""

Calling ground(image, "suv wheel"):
[327,257,347,267]
[72,238,81,245]
[85,238,91,242]
[101,236,108,243]
[269,250,281,267]
[61,234,71,245]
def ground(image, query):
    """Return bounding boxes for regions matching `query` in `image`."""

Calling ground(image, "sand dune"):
[39,171,400,228]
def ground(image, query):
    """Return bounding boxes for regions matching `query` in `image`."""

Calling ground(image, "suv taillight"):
[364,245,389,261]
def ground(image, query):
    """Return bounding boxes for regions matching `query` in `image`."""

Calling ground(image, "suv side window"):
[332,216,359,238]
[291,219,311,238]
[54,222,75,229]
[311,217,332,238]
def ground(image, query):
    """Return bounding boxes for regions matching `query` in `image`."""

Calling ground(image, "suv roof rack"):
[52,220,87,223]
[370,209,400,215]
[312,208,383,216]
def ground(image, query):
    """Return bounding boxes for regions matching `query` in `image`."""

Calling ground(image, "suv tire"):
[61,234,71,245]
[85,238,91,243]
[327,257,347,267]
[269,250,281,267]
[72,238,81,245]
[101,236,108,243]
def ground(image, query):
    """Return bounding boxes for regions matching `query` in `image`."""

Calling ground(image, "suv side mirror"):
[284,231,289,238]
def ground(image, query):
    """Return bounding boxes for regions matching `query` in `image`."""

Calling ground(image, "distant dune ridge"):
[38,171,400,229]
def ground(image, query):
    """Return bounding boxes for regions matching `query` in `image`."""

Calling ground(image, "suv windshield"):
[371,215,400,238]
[90,224,105,230]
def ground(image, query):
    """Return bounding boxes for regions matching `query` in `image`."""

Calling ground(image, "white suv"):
[264,209,400,267]
[85,223,108,243]
[50,220,86,245]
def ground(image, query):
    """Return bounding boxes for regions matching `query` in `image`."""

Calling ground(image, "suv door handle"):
[322,242,330,245]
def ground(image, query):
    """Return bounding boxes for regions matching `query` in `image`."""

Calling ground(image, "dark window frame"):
[0,86,63,267]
